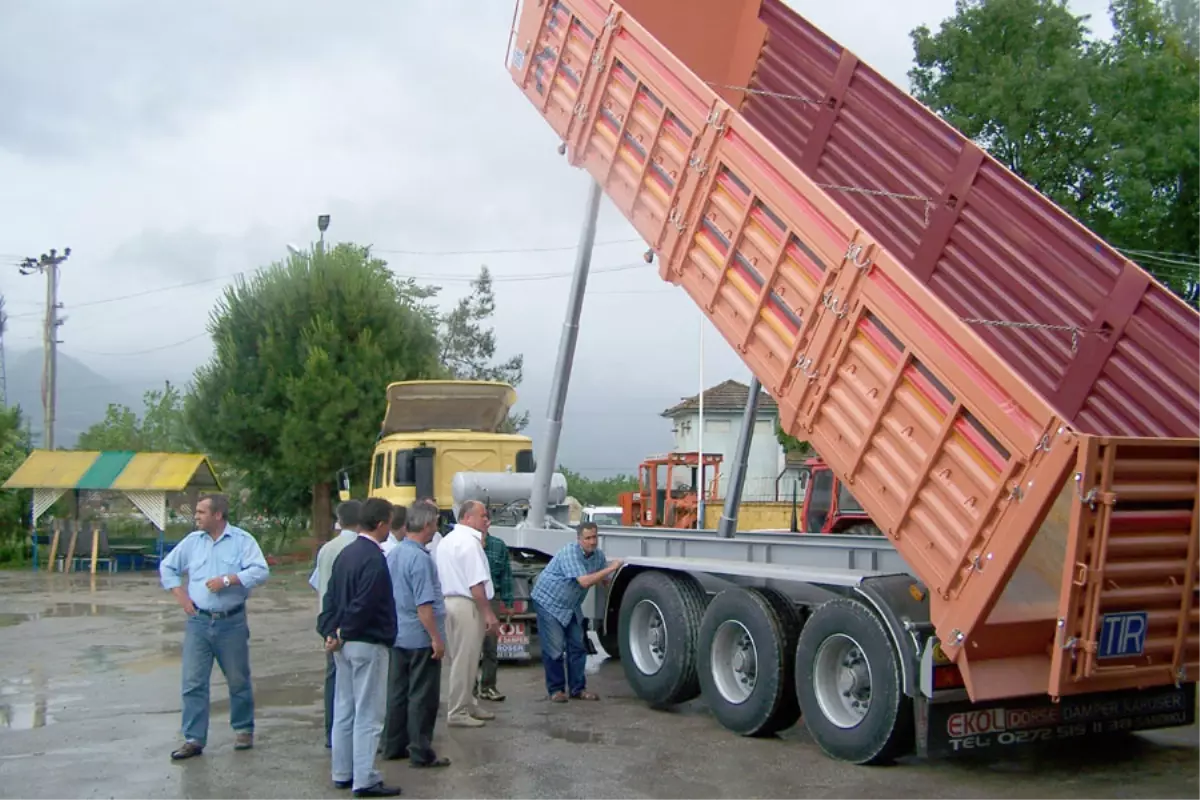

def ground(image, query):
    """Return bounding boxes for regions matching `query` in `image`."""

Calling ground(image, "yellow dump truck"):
[367,381,535,512]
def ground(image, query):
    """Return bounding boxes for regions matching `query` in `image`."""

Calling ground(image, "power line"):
[65,332,209,357]
[373,237,642,256]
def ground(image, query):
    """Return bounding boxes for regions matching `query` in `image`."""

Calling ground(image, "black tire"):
[697,587,803,737]
[619,570,707,708]
[794,598,914,765]
[844,523,883,537]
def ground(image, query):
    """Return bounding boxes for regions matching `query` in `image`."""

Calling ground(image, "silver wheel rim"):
[710,619,757,704]
[813,633,872,728]
[629,599,667,676]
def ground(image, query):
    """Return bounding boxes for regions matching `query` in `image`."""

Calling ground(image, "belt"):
[195,605,245,619]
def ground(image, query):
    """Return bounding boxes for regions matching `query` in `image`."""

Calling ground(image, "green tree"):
[910,0,1199,299]
[774,419,814,459]
[77,381,193,452]
[433,266,529,432]
[558,465,638,507]
[0,405,32,561]
[185,244,441,538]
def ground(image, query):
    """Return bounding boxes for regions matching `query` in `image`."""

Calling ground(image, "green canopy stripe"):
[76,451,137,489]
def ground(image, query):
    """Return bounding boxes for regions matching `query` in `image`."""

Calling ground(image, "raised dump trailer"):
[499,0,1200,764]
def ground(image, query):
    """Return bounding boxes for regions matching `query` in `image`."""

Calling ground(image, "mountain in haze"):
[5,348,142,449]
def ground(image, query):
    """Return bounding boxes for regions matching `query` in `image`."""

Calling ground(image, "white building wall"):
[670,409,784,501]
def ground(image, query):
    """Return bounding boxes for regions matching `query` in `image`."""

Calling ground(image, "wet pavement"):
[0,568,1196,799]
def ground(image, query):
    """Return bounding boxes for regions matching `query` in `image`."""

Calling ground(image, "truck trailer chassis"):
[496,0,1200,765]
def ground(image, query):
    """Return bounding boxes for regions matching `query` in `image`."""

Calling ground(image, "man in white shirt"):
[309,500,362,749]
[381,505,405,558]
[433,500,500,728]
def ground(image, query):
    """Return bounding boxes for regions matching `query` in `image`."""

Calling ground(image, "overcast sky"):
[0,0,1114,477]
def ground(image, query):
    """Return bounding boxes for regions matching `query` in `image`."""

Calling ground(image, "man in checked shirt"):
[476,525,514,702]
[529,521,622,702]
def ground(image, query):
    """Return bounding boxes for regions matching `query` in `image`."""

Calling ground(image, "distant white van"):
[581,505,623,527]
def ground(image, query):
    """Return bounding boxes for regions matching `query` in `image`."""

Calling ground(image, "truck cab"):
[368,381,535,513]
[794,457,880,535]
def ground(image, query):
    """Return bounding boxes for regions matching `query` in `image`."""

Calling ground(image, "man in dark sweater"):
[317,497,401,798]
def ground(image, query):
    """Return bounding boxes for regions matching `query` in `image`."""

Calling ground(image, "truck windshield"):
[838,483,864,513]
[589,512,622,526]
[393,450,416,486]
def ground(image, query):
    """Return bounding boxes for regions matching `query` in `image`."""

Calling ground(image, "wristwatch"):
[222,575,231,588]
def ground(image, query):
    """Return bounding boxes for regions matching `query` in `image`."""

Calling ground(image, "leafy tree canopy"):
[185,244,441,535]
[910,0,1199,301]
[423,266,529,432]
[558,465,637,507]
[77,381,193,452]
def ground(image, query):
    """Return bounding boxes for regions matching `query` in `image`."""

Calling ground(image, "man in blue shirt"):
[381,499,450,768]
[159,493,270,760]
[530,521,621,702]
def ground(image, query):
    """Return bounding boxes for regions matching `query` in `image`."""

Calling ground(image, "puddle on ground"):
[547,726,611,745]
[0,678,87,731]
[0,613,30,628]
[212,683,320,713]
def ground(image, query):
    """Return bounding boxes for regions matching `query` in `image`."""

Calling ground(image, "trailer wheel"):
[698,588,803,736]
[795,598,913,765]
[620,571,706,708]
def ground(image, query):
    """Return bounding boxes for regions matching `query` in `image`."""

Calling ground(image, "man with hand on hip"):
[530,521,621,703]
[434,499,499,728]
[159,493,269,760]
[318,497,401,798]
[381,499,451,767]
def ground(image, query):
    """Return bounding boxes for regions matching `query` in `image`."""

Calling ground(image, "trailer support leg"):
[717,376,762,539]
[527,179,603,529]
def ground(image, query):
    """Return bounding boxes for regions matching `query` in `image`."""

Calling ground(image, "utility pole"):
[0,295,8,408]
[19,248,69,450]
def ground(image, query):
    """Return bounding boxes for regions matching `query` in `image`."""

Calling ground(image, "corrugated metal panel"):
[77,451,136,490]
[110,453,220,492]
[741,0,1199,439]
[506,0,1200,698]
[3,450,99,489]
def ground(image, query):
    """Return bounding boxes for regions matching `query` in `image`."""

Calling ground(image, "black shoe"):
[353,782,402,797]
[334,780,352,790]
[410,756,451,768]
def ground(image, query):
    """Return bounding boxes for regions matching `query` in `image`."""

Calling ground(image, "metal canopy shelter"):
[3,451,222,571]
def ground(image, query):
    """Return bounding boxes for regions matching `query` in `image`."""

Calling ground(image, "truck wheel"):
[620,571,706,708]
[794,598,913,765]
[698,587,803,736]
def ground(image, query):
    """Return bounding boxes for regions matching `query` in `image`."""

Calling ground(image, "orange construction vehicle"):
[619,451,723,528]
[796,457,879,535]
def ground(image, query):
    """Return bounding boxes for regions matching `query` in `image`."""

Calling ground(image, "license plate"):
[497,621,530,658]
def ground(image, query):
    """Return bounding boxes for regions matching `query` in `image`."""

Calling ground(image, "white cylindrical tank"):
[451,471,568,509]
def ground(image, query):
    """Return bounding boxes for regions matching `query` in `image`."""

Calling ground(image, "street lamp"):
[317,214,330,248]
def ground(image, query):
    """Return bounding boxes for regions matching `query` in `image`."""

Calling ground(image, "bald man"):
[433,500,500,727]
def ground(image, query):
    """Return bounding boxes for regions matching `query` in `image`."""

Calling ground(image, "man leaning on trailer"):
[530,521,622,702]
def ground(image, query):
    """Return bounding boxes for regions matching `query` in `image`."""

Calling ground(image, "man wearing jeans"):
[159,494,270,760]
[318,497,401,798]
[529,522,621,702]
[381,500,450,767]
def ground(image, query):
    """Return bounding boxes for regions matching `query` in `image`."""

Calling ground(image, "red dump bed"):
[506,0,1199,703]
[739,0,1199,439]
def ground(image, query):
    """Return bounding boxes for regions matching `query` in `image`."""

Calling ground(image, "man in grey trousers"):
[317,497,401,798]
[309,500,362,748]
